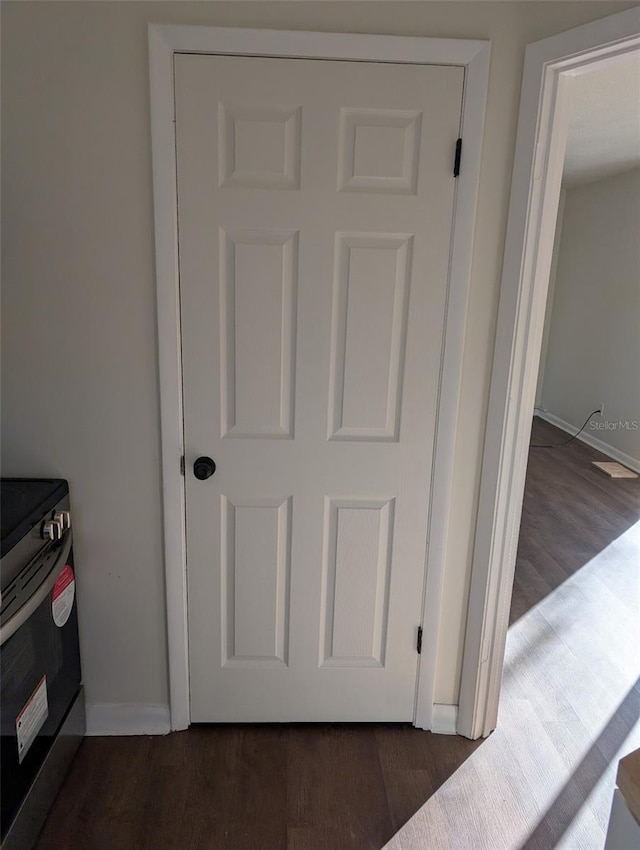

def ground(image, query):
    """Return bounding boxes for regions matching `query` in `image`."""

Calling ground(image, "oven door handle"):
[0,531,73,646]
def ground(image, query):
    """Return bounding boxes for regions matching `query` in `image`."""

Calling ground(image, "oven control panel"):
[40,511,71,542]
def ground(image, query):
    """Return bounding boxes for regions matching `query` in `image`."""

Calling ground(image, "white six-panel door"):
[174,54,464,721]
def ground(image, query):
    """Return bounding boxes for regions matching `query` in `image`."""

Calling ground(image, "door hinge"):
[180,455,185,476]
[417,626,423,655]
[454,138,462,177]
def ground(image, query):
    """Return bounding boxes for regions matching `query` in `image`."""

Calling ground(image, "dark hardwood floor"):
[35,724,481,850]
[36,418,640,850]
[511,418,640,625]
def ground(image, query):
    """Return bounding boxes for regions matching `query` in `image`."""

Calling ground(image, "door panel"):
[175,54,464,722]
[221,496,292,666]
[320,498,394,667]
[220,229,298,439]
[328,232,412,441]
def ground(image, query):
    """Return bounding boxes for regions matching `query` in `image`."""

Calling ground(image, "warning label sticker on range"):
[52,564,75,627]
[17,675,49,764]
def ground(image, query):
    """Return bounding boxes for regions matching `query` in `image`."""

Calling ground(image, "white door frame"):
[457,6,640,740]
[149,24,489,732]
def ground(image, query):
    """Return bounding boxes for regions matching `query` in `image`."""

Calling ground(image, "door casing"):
[148,24,490,732]
[457,6,640,740]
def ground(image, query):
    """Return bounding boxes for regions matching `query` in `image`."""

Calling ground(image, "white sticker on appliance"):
[52,564,75,627]
[17,675,49,763]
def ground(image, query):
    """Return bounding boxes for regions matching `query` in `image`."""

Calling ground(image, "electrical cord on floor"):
[531,409,602,449]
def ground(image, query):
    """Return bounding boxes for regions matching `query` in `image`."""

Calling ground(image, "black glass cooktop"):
[0,479,68,558]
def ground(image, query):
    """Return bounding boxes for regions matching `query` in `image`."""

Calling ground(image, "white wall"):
[2,1,635,720]
[539,168,640,465]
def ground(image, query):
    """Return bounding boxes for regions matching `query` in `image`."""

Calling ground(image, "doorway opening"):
[459,7,640,743]
[503,48,640,846]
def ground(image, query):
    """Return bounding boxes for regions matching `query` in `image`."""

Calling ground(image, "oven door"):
[0,531,82,841]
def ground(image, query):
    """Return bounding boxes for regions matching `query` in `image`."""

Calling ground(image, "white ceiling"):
[563,52,640,187]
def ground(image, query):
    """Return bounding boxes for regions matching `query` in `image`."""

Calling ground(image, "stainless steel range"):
[1,478,85,849]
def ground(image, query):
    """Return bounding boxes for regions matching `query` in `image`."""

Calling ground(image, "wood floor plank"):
[287,826,349,850]
[134,731,198,850]
[188,726,288,850]
[380,770,435,834]
[287,724,395,848]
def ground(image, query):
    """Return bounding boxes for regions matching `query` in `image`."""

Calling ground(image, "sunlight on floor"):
[384,521,640,850]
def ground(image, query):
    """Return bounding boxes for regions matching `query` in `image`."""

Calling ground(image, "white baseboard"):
[431,703,459,735]
[536,411,640,474]
[85,701,460,736]
[86,703,171,736]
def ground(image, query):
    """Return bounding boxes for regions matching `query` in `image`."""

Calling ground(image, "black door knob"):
[193,456,216,480]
